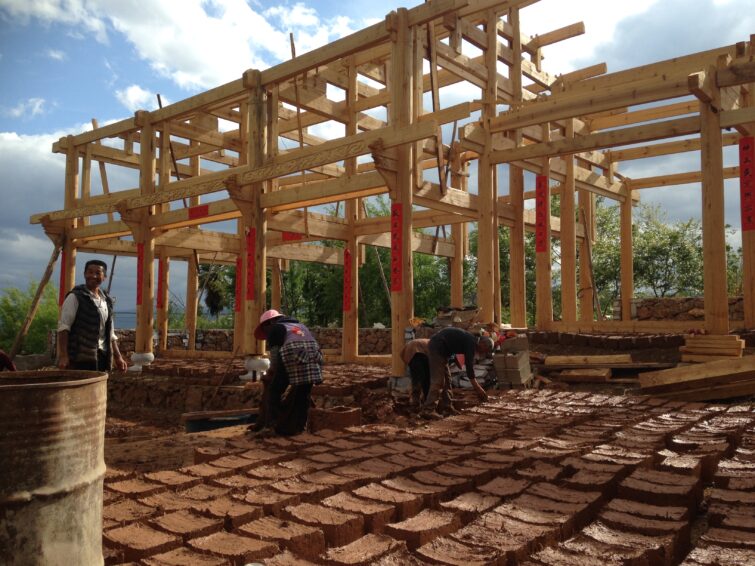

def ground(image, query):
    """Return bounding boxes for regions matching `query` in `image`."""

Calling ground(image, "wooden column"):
[450,149,465,307]
[342,56,359,362]
[620,184,634,321]
[560,120,577,323]
[579,190,595,323]
[535,123,553,329]
[186,255,198,350]
[271,259,282,312]
[60,136,78,304]
[389,8,414,376]
[156,254,169,350]
[700,94,729,334]
[741,44,755,328]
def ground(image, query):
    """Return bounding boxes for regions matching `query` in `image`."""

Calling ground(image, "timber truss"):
[31,0,755,374]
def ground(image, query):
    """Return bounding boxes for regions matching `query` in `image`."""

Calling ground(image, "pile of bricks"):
[101,390,755,565]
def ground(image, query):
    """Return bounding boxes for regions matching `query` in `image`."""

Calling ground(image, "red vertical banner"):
[246,228,256,300]
[136,242,144,306]
[740,137,755,232]
[234,257,242,312]
[156,257,165,309]
[343,248,352,311]
[535,175,548,253]
[390,203,403,292]
[282,231,303,242]
[58,250,67,306]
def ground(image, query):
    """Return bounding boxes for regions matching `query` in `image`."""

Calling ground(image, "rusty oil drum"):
[0,370,107,566]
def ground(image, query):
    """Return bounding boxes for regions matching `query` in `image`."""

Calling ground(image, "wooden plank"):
[680,346,744,356]
[629,166,739,190]
[544,354,632,366]
[553,368,612,383]
[181,408,258,422]
[159,349,235,359]
[681,354,742,363]
[639,356,755,388]
[647,379,755,401]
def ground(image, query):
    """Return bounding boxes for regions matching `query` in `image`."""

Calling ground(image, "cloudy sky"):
[0,0,752,315]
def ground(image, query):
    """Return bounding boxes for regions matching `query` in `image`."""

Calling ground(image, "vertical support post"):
[342,56,359,362]
[740,135,755,327]
[156,254,169,350]
[271,259,282,311]
[560,120,577,324]
[699,88,729,335]
[620,184,634,322]
[61,136,78,303]
[450,148,465,307]
[579,190,595,323]
[535,123,553,329]
[186,255,198,350]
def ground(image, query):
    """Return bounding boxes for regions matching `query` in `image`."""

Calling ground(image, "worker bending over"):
[421,327,493,418]
[251,309,323,436]
[400,338,431,406]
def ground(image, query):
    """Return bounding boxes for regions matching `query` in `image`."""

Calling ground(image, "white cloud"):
[0,0,108,42]
[6,97,46,118]
[46,48,66,60]
[115,84,157,112]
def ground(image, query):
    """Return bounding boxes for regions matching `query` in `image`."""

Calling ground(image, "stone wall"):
[613,297,744,321]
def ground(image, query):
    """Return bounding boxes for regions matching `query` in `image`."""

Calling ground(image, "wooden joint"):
[243,69,262,90]
[134,110,151,127]
[688,70,719,111]
[385,11,398,35]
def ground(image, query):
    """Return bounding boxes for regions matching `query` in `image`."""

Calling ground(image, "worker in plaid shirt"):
[250,310,323,436]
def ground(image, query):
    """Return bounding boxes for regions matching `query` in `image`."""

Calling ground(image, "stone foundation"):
[613,297,745,321]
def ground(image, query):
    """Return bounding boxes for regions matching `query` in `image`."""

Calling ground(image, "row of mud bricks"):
[101,389,755,565]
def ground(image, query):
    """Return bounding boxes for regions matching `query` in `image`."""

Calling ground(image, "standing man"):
[57,259,127,372]
[421,327,493,418]
[251,309,323,436]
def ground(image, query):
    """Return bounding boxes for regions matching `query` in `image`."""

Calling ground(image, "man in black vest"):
[57,259,127,372]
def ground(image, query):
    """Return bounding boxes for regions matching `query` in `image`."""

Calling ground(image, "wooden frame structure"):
[31,0,755,375]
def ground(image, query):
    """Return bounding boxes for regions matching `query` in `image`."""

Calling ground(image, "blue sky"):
[0,0,753,313]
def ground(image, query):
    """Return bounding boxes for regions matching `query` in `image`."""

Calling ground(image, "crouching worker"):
[250,310,323,436]
[400,338,431,407]
[421,327,494,419]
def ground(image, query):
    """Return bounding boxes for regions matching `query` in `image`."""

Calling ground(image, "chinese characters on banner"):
[136,242,144,306]
[234,257,242,312]
[535,175,549,253]
[156,257,165,310]
[391,203,403,292]
[343,248,352,311]
[246,228,256,300]
[741,137,755,232]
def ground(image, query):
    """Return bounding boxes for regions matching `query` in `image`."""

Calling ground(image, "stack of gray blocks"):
[493,335,532,387]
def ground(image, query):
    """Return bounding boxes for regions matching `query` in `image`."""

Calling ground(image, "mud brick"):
[383,440,423,453]
[527,546,624,566]
[584,445,655,467]
[508,494,587,536]
[143,470,201,490]
[681,544,755,565]
[239,515,326,560]
[191,496,263,529]
[709,488,755,508]
[416,536,502,566]
[440,491,500,522]
[384,509,460,550]
[308,452,347,465]
[700,527,755,550]
[353,483,424,521]
[435,462,494,485]
[284,502,364,547]
[357,444,397,458]
[726,476,755,491]
[716,512,755,533]
[330,464,386,483]
[271,478,337,502]
[104,523,181,562]
[562,531,661,565]
[103,489,124,506]
[138,491,197,513]
[149,509,223,541]
[618,470,701,510]
[599,510,689,558]
[210,472,269,491]
[209,454,258,472]
[321,533,404,565]
[188,531,279,564]
[103,499,158,524]
[264,550,318,565]
[580,521,676,565]
[180,463,233,480]
[380,476,446,508]
[328,439,367,450]
[478,476,530,499]
[322,492,396,533]
[658,451,703,478]
[382,453,432,473]
[412,470,472,497]
[238,448,288,464]
[248,464,300,481]
[528,483,603,520]
[262,437,298,450]
[105,467,135,484]
[108,478,167,499]
[279,458,332,473]
[605,498,689,522]
[179,484,230,502]
[193,446,223,464]
[239,488,301,516]
[142,547,228,565]
[476,451,527,469]
[516,461,565,482]
[453,512,557,562]
[355,457,406,476]
[103,546,124,565]
[300,470,362,491]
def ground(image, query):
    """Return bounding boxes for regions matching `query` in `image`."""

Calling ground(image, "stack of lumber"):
[552,368,612,383]
[639,357,755,401]
[679,334,745,363]
[544,354,632,368]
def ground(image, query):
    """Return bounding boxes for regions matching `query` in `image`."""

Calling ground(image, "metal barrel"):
[0,370,108,566]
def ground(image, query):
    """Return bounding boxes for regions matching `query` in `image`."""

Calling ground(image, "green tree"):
[198,264,235,318]
[0,281,59,354]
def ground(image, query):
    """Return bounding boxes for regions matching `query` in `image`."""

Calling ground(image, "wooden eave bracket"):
[688,68,720,110]
[369,139,398,194]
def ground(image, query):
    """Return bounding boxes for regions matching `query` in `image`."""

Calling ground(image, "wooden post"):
[620,182,634,321]
[156,254,169,351]
[535,123,553,329]
[186,254,198,350]
[560,119,577,323]
[342,57,359,362]
[450,148,465,307]
[741,43,755,328]
[61,137,78,302]
[579,190,595,323]
[271,259,282,312]
[699,89,729,334]
[389,8,414,377]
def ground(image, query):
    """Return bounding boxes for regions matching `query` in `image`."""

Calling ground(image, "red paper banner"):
[535,175,548,253]
[156,257,165,310]
[188,204,210,220]
[343,248,352,311]
[234,257,242,312]
[740,137,755,232]
[58,250,67,306]
[390,203,403,292]
[282,231,303,242]
[136,242,144,306]
[246,228,256,300]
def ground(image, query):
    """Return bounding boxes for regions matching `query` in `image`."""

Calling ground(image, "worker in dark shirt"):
[0,349,16,371]
[421,327,493,418]
[250,309,323,436]
[400,338,431,406]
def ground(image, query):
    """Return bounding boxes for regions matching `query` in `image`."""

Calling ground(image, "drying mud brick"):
[452,512,554,563]
[108,478,167,499]
[525,545,624,566]
[604,498,689,522]
[103,499,158,524]
[300,470,362,491]
[284,502,364,547]
[180,463,233,480]
[271,478,337,502]
[188,531,279,564]
[353,483,424,520]
[321,534,405,565]
[264,550,319,566]
[385,509,461,550]
[322,492,396,533]
[238,488,302,516]
[248,464,300,481]
[580,522,676,565]
[149,509,224,540]
[412,470,472,497]
[700,527,755,550]
[138,491,198,513]
[104,523,182,562]
[618,469,701,510]
[190,496,263,529]
[416,535,502,566]
[179,484,230,502]
[439,491,501,522]
[478,476,530,498]
[380,476,446,508]
[598,510,690,560]
[142,547,229,565]
[143,470,202,489]
[238,515,326,560]
[681,544,755,565]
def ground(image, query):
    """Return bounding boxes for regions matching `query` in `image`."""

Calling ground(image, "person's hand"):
[114,354,128,372]
[57,355,70,370]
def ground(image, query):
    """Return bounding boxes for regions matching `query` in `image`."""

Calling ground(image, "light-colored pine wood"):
[553,368,612,382]
[545,354,632,366]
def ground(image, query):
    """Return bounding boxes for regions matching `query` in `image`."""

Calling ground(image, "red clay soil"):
[101,389,755,565]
